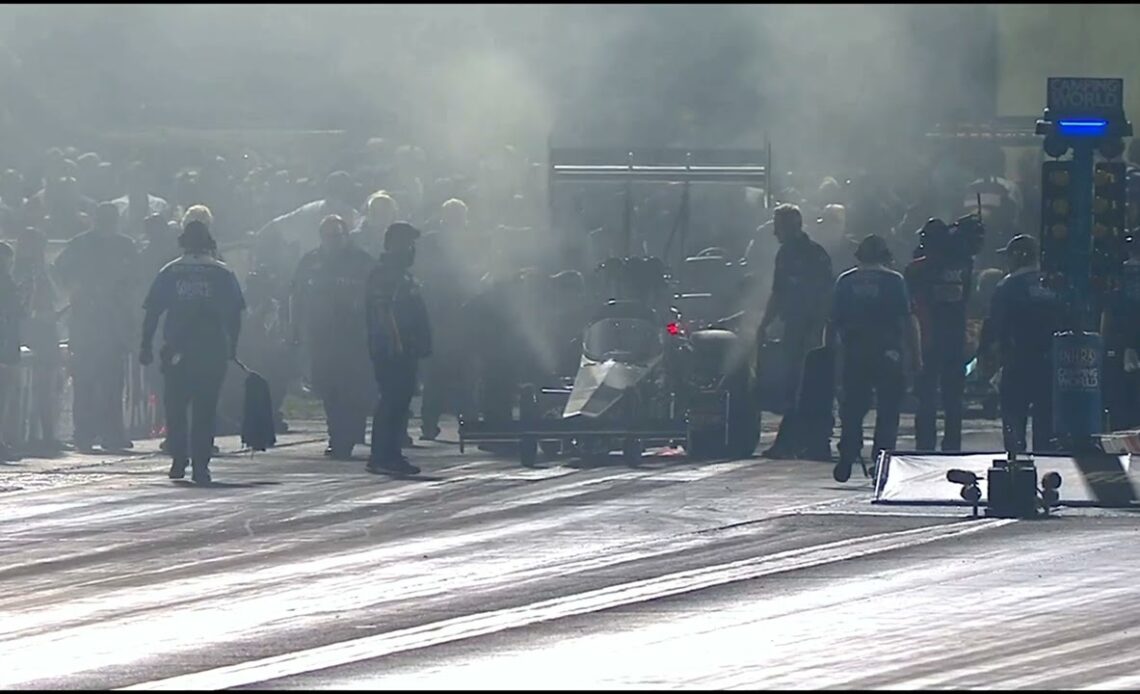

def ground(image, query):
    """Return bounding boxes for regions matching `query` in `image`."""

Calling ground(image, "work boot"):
[168,458,189,480]
[366,456,420,477]
[41,438,64,453]
[802,445,833,463]
[833,458,854,483]
[420,425,440,442]
[191,462,212,485]
[74,439,96,454]
[760,445,795,460]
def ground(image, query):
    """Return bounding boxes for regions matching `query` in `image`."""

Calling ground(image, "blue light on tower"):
[1057,118,1110,137]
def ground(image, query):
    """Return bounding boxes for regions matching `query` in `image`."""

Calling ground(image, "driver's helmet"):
[583,300,663,364]
[627,256,667,295]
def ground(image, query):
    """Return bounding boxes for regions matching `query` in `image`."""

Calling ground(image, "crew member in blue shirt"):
[828,234,922,482]
[140,219,246,484]
[978,234,1064,453]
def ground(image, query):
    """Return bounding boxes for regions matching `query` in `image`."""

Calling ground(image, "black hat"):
[179,220,215,252]
[384,221,421,250]
[854,234,892,264]
[996,234,1038,259]
[95,201,120,227]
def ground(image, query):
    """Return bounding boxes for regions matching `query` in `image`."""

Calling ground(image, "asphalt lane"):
[2,413,1134,690]
[262,518,1140,690]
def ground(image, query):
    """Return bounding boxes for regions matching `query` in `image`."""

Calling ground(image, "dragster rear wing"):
[547,144,773,259]
[924,116,1040,146]
[548,146,772,199]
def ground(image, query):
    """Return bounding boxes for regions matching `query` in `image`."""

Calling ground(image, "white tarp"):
[873,452,1139,508]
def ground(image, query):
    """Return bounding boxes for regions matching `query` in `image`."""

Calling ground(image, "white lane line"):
[119,518,1015,691]
[1081,672,1140,691]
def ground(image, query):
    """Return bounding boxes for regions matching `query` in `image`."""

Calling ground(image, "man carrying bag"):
[140,219,246,484]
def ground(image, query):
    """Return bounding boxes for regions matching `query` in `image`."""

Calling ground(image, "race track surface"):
[2,415,1136,690]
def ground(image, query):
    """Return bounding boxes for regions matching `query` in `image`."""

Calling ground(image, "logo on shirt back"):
[938,268,966,283]
[176,279,213,299]
[1028,283,1056,301]
[853,280,880,298]
[932,269,966,303]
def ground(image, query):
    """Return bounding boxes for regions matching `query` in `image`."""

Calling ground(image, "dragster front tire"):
[623,437,644,464]
[519,384,540,467]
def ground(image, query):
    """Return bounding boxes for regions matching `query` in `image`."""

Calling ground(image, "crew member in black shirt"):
[904,218,974,451]
[757,203,834,459]
[292,214,376,460]
[54,201,137,452]
[365,222,432,476]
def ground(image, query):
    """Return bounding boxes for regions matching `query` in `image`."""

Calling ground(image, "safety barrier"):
[3,345,62,447]
[2,347,33,447]
[1,235,255,450]
[125,356,163,440]
[2,343,162,449]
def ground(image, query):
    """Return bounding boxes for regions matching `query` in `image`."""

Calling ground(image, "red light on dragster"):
[666,322,682,336]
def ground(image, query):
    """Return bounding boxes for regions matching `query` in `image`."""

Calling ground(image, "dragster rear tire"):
[728,420,761,459]
[726,369,761,459]
[520,437,538,467]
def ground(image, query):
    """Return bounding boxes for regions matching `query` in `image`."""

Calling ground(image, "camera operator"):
[903,215,982,452]
[1101,233,1140,430]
